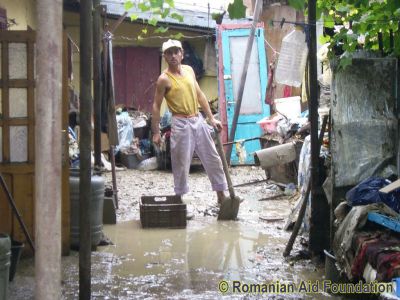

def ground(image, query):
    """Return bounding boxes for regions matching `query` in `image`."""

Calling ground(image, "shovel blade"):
[218,196,240,220]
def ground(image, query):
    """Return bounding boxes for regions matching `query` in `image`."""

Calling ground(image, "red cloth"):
[351,237,381,279]
[283,85,292,98]
[366,238,400,268]
[376,252,400,281]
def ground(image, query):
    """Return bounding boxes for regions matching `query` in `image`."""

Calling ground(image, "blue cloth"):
[346,177,400,213]
[160,110,172,129]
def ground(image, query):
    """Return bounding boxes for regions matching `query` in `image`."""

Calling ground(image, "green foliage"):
[288,0,305,11]
[170,13,184,22]
[227,0,246,19]
[124,0,184,41]
[212,11,226,25]
[124,0,251,42]
[154,26,169,33]
[338,55,352,69]
[171,32,184,40]
[287,0,400,68]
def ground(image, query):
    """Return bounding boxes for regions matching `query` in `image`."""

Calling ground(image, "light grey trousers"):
[170,114,227,195]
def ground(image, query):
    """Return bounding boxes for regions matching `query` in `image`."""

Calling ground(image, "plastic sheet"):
[346,177,400,213]
[331,56,398,187]
[116,112,134,152]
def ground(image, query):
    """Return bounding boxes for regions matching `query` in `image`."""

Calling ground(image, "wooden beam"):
[35,0,63,298]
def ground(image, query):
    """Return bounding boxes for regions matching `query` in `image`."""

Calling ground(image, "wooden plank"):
[0,79,35,88]
[61,31,70,255]
[0,31,36,42]
[0,173,12,234]
[12,173,35,256]
[380,179,400,194]
[0,163,34,173]
[2,40,9,162]
[0,119,29,126]
[27,40,35,163]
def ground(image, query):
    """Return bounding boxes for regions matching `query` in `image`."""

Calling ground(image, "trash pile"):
[332,176,400,284]
[115,108,158,171]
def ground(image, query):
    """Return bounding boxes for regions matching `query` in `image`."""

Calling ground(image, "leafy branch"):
[124,0,184,40]
[125,0,247,40]
[286,0,400,69]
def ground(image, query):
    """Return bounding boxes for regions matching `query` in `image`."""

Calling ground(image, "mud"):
[8,166,340,299]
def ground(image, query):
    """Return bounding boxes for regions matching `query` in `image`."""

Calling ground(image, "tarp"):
[331,56,398,187]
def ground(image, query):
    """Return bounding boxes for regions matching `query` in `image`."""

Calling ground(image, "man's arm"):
[151,75,168,145]
[189,67,223,130]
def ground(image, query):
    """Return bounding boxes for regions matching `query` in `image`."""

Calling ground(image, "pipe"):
[79,0,93,299]
[35,0,62,299]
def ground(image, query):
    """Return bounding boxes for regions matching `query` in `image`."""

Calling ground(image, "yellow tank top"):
[164,65,199,115]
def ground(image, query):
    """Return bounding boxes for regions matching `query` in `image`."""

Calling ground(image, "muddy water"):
[9,167,341,299]
[59,219,336,299]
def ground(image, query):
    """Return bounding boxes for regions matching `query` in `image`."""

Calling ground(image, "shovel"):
[214,129,240,220]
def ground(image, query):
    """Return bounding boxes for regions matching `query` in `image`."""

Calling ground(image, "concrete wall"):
[0,0,36,30]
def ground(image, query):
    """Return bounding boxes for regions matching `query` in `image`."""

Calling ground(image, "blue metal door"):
[221,27,269,164]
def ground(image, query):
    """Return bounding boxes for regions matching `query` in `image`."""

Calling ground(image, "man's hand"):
[152,132,162,146]
[209,117,223,132]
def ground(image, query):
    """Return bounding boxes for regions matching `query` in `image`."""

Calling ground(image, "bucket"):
[69,169,105,249]
[0,234,11,300]
[274,96,301,120]
[9,240,24,282]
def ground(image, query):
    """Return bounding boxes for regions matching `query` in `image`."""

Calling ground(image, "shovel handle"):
[214,129,236,199]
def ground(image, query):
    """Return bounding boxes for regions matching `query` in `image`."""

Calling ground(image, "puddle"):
[8,167,342,299]
[58,218,337,299]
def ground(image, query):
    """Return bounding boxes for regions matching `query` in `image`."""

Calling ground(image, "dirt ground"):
[8,165,341,299]
[109,165,275,222]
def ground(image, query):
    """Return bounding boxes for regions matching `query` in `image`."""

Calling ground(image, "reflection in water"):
[9,216,337,300]
[73,218,333,299]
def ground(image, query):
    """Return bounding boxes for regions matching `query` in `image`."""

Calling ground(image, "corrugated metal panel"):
[101,0,230,30]
[113,46,160,112]
[113,47,127,105]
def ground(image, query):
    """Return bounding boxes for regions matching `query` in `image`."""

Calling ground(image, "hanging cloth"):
[265,57,276,105]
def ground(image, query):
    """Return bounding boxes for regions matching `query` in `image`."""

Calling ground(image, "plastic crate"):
[140,195,186,228]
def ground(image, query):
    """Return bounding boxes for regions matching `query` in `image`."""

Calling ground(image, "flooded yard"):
[8,166,340,299]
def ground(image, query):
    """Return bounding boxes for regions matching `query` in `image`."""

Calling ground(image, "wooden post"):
[35,0,62,299]
[226,0,263,163]
[308,0,328,255]
[79,0,93,299]
[93,0,102,168]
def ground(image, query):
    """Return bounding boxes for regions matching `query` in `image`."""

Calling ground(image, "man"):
[151,39,228,205]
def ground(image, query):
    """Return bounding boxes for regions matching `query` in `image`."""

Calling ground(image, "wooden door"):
[113,46,160,112]
[217,24,270,165]
[0,31,36,254]
[0,30,70,255]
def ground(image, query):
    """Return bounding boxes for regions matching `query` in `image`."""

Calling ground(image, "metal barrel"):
[69,169,105,249]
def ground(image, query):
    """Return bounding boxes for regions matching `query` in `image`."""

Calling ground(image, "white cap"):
[162,39,182,52]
